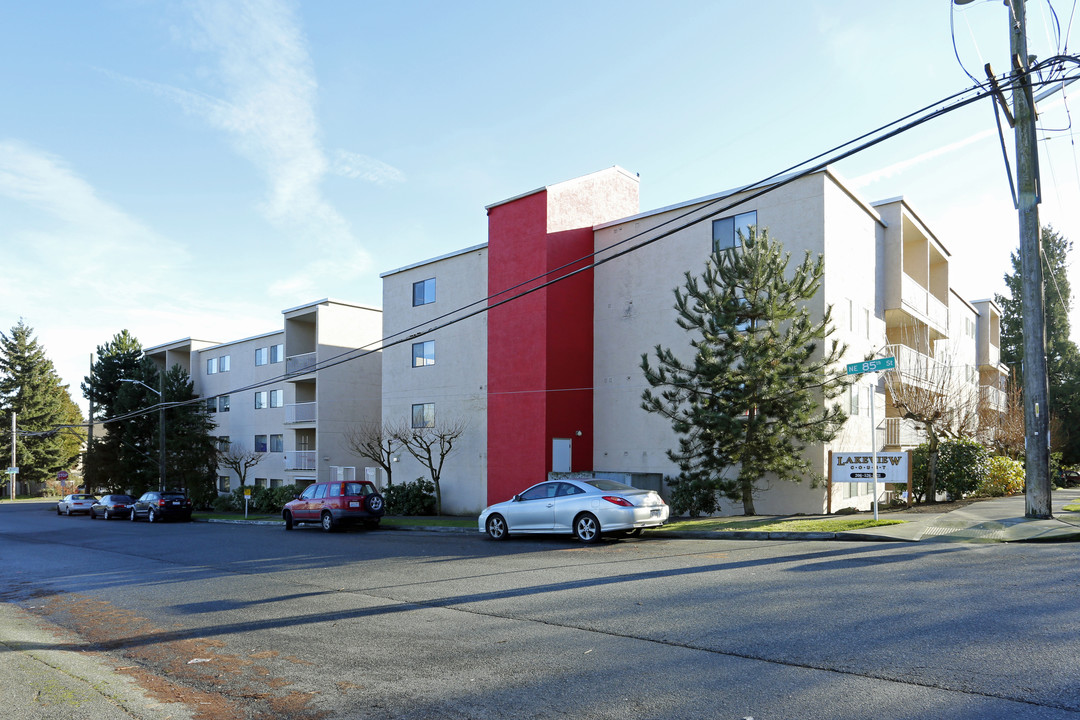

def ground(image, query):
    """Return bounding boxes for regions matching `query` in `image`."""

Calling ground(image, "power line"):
[73,59,1080,431]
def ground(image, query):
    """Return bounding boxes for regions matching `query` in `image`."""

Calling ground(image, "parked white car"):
[479,479,669,543]
[57,494,98,516]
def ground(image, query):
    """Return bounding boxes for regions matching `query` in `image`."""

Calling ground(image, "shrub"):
[975,456,1025,497]
[212,493,240,513]
[666,475,720,517]
[384,478,436,516]
[911,438,990,501]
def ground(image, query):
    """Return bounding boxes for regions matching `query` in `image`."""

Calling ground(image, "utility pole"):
[1010,0,1052,518]
[10,412,16,501]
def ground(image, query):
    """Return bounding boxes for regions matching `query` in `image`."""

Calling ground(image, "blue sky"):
[2,0,1078,414]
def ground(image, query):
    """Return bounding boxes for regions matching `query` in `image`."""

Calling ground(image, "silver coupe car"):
[478,478,669,543]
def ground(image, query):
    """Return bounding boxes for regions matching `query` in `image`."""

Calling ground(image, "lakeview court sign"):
[826,451,913,514]
[831,452,909,483]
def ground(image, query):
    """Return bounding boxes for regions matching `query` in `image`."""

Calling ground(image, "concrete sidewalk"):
[0,602,197,720]
[840,489,1080,543]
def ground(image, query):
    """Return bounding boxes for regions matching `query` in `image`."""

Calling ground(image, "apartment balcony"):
[885,343,943,388]
[285,402,317,425]
[981,385,1006,412]
[286,352,317,376]
[899,273,949,335]
[284,450,317,471]
[983,344,1000,368]
[885,417,925,449]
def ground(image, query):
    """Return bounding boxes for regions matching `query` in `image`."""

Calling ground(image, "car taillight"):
[602,496,634,507]
[158,500,166,506]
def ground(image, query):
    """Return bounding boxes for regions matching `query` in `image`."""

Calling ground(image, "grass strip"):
[656,517,906,533]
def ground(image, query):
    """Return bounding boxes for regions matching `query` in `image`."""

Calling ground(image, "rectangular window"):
[218,475,230,492]
[255,477,267,489]
[255,347,268,366]
[269,434,284,452]
[254,434,268,453]
[220,355,231,372]
[216,436,230,452]
[207,357,218,375]
[270,478,283,489]
[849,385,860,416]
[206,398,217,413]
[218,395,230,413]
[254,391,267,409]
[712,210,757,252]
[412,278,436,306]
[411,402,435,428]
[269,389,284,408]
[412,340,435,367]
[270,344,284,363]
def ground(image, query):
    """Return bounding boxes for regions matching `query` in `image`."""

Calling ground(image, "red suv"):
[283,480,385,532]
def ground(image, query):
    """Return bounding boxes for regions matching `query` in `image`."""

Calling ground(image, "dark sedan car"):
[129,491,193,523]
[89,494,135,520]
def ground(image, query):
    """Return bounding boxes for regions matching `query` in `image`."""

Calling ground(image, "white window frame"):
[207,357,218,375]
[413,278,436,306]
[712,210,757,252]
[411,402,435,428]
[269,389,284,408]
[255,347,268,366]
[254,391,267,409]
[270,344,284,364]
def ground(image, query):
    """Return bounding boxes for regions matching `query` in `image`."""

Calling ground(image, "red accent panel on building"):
[486,170,640,505]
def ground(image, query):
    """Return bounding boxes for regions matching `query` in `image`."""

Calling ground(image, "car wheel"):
[486,514,508,540]
[284,511,294,531]
[320,511,335,533]
[130,509,137,522]
[365,494,384,514]
[574,513,601,544]
[64,506,71,516]
[148,509,157,523]
[104,509,111,520]
[57,505,62,515]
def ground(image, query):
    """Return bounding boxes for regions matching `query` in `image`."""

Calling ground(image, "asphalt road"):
[2,500,1079,720]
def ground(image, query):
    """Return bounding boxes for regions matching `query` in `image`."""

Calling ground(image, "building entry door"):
[552,438,571,473]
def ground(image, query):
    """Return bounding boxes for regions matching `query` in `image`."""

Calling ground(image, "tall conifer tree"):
[641,228,847,515]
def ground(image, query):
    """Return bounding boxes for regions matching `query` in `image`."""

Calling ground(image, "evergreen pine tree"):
[0,321,84,490]
[641,228,848,515]
[995,226,1080,462]
[82,330,144,492]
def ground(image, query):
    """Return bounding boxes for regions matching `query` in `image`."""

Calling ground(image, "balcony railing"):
[981,385,1007,412]
[885,343,943,385]
[900,273,948,333]
[286,352,317,376]
[885,417,925,448]
[285,450,317,471]
[285,402,317,424]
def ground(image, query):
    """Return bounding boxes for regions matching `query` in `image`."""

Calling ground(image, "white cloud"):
[332,150,406,186]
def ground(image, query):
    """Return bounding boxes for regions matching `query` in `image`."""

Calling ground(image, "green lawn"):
[656,516,906,533]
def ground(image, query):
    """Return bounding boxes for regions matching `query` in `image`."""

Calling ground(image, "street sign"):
[57,471,69,481]
[6,467,17,474]
[832,453,909,483]
[846,356,896,375]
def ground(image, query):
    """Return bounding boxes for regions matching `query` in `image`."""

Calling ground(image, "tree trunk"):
[925,430,939,504]
[740,478,756,516]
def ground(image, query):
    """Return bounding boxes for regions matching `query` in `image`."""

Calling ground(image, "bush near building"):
[975,456,1025,497]
[384,478,436,516]
[911,438,989,502]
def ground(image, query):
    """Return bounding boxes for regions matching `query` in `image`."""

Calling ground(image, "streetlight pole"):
[120,378,166,492]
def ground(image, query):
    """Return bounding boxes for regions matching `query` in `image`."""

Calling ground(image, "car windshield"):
[161,493,186,500]
[582,479,637,492]
[73,495,95,500]
[342,482,373,496]
[111,496,133,503]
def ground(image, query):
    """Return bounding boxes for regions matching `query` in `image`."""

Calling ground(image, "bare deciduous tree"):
[393,416,468,516]
[345,422,404,487]
[979,379,1024,459]
[217,441,264,493]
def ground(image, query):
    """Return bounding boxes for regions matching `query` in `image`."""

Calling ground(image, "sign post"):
[846,357,895,520]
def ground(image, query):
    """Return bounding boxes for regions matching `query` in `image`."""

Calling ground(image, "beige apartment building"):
[144,299,382,493]
[381,166,1010,515]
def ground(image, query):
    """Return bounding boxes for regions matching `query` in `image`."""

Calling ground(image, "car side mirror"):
[513,494,521,502]
[292,494,300,500]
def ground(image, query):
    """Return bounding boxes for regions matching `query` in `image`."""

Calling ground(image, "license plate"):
[349,501,360,508]
[651,509,660,516]
[171,501,180,505]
